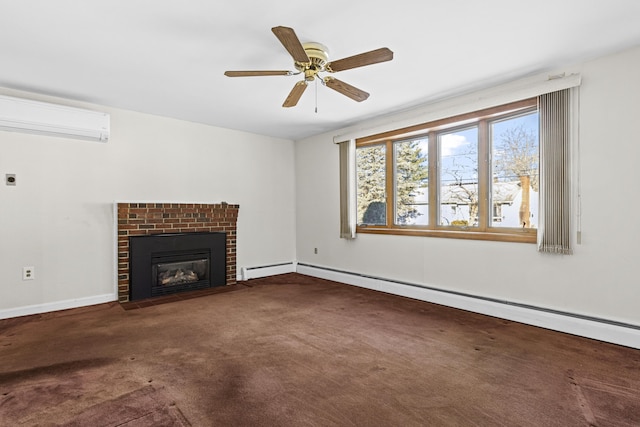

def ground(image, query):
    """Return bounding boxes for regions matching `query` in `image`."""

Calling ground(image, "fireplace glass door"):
[151,252,211,296]
[129,232,226,301]
[154,257,208,287]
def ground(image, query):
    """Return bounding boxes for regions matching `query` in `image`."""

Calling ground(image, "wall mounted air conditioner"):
[0,95,110,142]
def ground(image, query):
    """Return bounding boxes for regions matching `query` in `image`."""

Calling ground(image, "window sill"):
[356,226,537,243]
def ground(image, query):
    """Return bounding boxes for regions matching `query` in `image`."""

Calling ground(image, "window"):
[491,112,539,229]
[356,98,538,243]
[439,126,479,227]
[395,138,429,225]
[356,144,386,225]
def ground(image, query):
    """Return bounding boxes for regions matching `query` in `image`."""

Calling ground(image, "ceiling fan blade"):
[272,26,310,63]
[326,47,393,72]
[324,77,370,102]
[283,81,308,107]
[224,70,291,77]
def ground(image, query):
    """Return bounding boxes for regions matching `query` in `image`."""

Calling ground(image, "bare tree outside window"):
[491,112,539,228]
[439,127,479,226]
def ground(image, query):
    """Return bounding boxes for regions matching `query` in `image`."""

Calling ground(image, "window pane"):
[356,144,386,225]
[491,112,539,228]
[394,138,428,225]
[438,127,479,227]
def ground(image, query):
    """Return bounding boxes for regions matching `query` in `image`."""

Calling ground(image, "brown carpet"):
[1,273,639,426]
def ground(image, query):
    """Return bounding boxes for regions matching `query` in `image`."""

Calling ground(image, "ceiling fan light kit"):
[224,26,393,108]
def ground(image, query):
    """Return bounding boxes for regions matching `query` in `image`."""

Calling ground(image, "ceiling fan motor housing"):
[295,42,329,81]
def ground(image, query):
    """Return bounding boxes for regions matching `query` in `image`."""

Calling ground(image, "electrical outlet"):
[23,266,35,280]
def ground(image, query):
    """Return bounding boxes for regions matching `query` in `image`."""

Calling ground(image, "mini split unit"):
[0,95,110,142]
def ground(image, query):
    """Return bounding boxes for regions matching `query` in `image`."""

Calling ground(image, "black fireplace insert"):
[129,232,226,301]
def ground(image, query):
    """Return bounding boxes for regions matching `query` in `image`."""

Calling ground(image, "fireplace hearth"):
[129,232,226,301]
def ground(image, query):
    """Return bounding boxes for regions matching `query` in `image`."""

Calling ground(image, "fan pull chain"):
[315,78,318,113]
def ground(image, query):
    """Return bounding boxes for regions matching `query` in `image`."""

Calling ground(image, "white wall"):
[295,44,640,328]
[0,89,296,316]
[3,45,639,328]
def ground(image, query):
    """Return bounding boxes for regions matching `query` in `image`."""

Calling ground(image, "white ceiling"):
[1,1,640,141]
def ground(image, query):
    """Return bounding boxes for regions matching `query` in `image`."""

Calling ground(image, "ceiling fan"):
[224,26,394,108]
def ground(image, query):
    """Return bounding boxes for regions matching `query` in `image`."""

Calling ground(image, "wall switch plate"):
[6,174,16,186]
[23,266,34,280]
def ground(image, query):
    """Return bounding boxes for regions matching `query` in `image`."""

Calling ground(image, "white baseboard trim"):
[2,260,300,320]
[0,293,117,320]
[238,262,297,281]
[296,263,640,350]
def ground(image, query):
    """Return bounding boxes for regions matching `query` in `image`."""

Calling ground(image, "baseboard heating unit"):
[239,262,297,281]
[296,263,640,350]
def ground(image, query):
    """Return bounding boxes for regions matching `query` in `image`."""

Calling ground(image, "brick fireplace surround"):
[117,202,238,303]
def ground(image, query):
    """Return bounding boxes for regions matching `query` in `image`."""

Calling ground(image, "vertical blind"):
[537,88,574,254]
[339,139,356,239]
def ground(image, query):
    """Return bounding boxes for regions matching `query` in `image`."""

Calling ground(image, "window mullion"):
[428,131,438,228]
[477,120,490,230]
[386,140,394,227]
